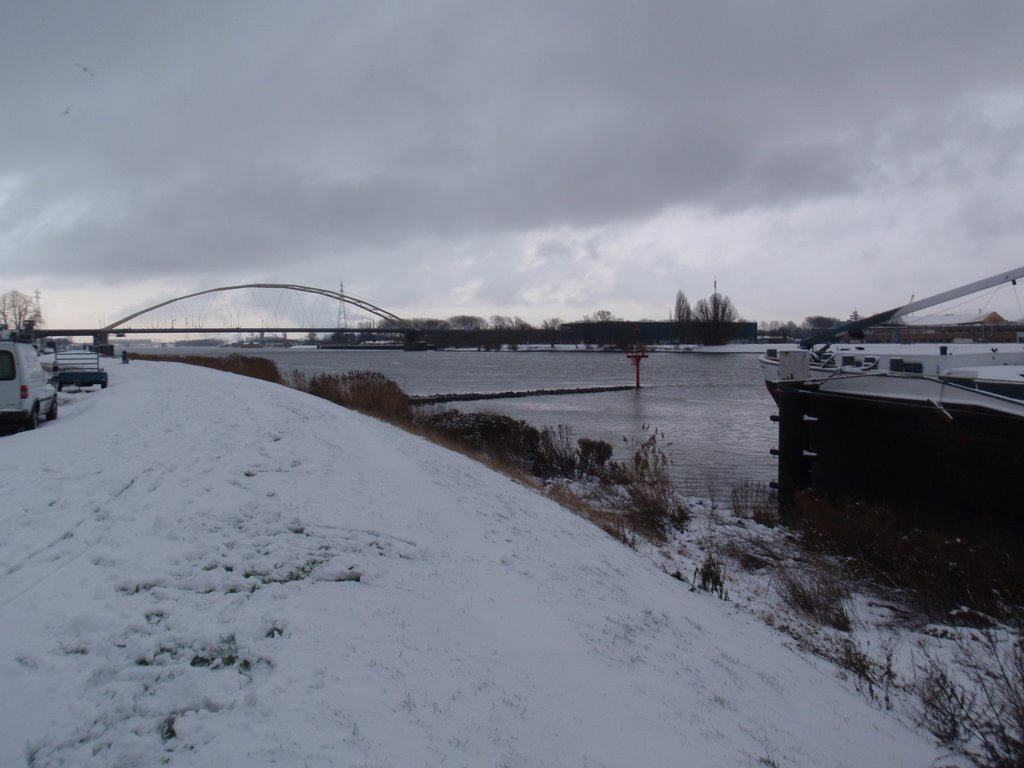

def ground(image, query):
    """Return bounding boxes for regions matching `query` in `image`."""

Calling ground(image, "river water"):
[140,347,778,495]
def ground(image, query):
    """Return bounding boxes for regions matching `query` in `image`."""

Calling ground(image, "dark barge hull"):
[769,381,1024,522]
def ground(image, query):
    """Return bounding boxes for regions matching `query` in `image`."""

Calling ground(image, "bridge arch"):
[103,283,410,331]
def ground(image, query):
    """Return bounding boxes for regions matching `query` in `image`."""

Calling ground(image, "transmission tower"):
[337,282,348,328]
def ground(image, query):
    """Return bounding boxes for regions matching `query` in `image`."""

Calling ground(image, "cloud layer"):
[3,1,1024,325]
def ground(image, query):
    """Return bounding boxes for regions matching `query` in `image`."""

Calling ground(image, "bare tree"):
[693,291,738,344]
[489,315,513,331]
[409,317,449,330]
[0,290,42,330]
[539,317,562,345]
[672,289,693,342]
[447,315,487,330]
[761,320,800,339]
[693,292,737,325]
[587,309,619,322]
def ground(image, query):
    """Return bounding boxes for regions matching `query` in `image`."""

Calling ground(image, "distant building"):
[558,320,758,347]
[864,311,1024,343]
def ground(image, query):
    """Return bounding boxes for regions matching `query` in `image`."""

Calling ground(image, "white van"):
[0,330,58,430]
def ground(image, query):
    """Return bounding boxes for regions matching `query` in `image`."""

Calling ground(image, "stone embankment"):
[409,384,634,405]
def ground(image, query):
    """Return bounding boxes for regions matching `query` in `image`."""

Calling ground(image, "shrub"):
[695,550,727,598]
[534,425,579,478]
[915,626,1024,768]
[577,437,613,476]
[412,411,616,484]
[414,409,541,468]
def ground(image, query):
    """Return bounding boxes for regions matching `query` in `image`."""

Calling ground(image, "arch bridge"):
[40,283,419,346]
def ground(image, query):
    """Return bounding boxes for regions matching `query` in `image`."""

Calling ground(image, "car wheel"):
[25,405,39,430]
[47,396,58,422]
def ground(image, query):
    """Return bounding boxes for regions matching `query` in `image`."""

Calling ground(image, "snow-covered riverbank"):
[0,360,938,767]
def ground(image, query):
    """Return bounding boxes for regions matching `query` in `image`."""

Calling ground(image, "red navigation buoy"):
[625,328,648,388]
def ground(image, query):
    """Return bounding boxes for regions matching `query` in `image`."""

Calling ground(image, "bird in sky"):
[74,62,94,77]
[62,104,73,115]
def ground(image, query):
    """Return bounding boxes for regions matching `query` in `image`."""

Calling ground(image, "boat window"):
[841,355,856,366]
[0,351,14,380]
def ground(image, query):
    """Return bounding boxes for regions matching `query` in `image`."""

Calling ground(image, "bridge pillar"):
[93,332,110,347]
[404,330,427,351]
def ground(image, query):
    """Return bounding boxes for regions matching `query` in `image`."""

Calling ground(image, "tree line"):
[331,288,753,347]
[2,282,838,345]
[758,315,846,340]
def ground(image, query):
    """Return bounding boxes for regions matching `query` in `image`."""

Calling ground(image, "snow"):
[0,360,940,767]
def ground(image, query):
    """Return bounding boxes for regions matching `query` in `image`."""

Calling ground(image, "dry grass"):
[610,430,688,542]
[720,533,784,573]
[789,492,1024,623]
[544,483,625,540]
[128,352,283,383]
[915,624,1024,768]
[287,370,411,424]
[775,558,854,632]
[730,481,779,527]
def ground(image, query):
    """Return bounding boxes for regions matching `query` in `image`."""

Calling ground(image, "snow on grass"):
[0,360,940,767]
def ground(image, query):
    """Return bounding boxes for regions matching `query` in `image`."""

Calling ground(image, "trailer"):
[53,349,109,390]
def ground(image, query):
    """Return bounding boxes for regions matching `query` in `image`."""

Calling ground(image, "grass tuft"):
[731,481,779,527]
[611,430,688,541]
[775,558,853,632]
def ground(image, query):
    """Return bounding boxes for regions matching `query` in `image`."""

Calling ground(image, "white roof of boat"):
[824,342,1024,354]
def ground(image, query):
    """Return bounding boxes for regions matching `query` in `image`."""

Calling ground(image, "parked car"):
[0,330,58,430]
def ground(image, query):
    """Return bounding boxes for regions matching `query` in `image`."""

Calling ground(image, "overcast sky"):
[3,1,1024,329]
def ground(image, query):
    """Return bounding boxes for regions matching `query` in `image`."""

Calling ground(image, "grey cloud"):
[2,0,1024,319]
